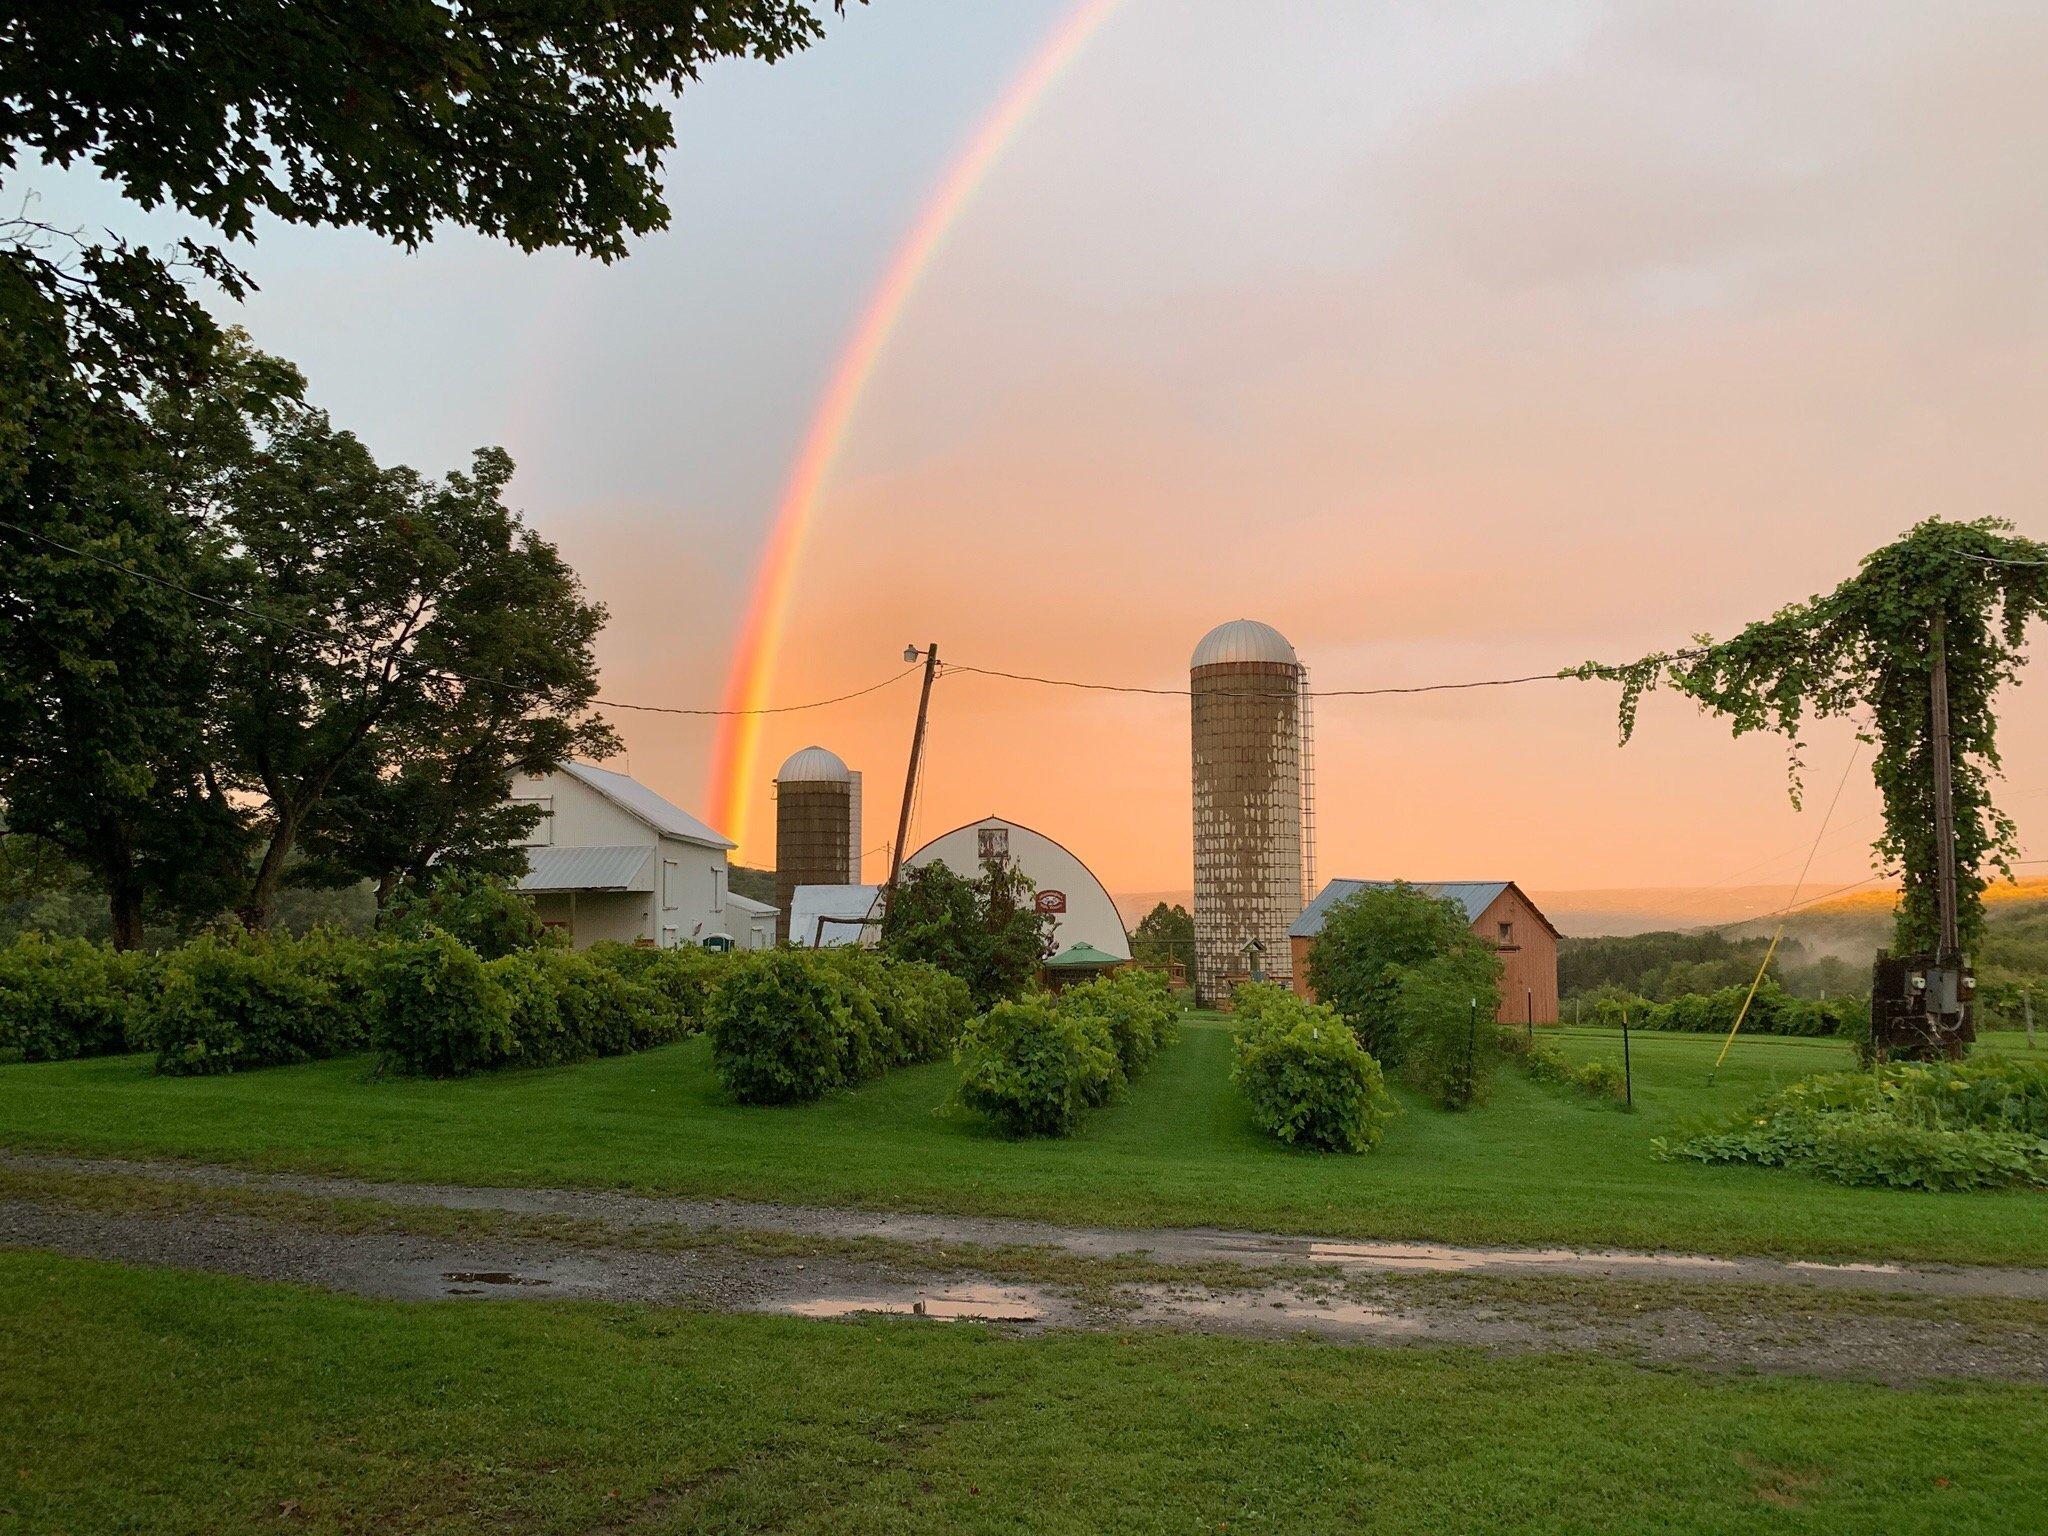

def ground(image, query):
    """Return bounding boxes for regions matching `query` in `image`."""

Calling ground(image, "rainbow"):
[704,0,1125,857]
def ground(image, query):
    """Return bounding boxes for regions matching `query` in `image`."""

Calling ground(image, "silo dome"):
[1191,619,1297,670]
[776,745,853,783]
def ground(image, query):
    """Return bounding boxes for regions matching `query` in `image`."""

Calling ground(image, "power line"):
[941,657,1703,701]
[0,515,922,718]
[1961,551,2048,568]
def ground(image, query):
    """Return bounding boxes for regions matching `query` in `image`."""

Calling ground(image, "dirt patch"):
[4,1150,2047,1384]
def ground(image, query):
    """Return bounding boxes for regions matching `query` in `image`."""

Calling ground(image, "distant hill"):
[1111,877,2048,951]
[729,865,778,906]
[1720,876,2048,961]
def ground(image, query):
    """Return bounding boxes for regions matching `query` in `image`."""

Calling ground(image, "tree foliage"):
[1574,519,2048,952]
[1129,901,1194,967]
[5,1,849,260]
[880,858,1058,1011]
[1,332,615,940]
[1304,883,1499,1064]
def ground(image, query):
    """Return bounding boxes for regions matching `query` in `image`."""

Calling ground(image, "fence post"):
[1526,988,1534,1046]
[1465,998,1478,1108]
[1622,1006,1633,1112]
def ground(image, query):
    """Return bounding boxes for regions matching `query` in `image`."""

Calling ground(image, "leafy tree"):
[881,858,1057,1011]
[4,0,850,936]
[0,281,255,945]
[1391,949,1505,1109]
[1305,883,1498,1064]
[1576,519,2048,953]
[384,869,556,962]
[130,339,615,928]
[1129,901,1194,968]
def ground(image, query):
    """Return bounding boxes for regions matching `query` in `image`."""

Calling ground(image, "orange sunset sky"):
[32,2,2048,901]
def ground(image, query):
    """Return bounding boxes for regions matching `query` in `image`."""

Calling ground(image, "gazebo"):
[1042,941,1126,991]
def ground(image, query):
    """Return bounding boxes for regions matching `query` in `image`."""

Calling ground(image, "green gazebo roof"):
[1045,942,1123,969]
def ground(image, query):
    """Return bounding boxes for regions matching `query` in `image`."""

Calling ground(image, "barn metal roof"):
[789,884,882,948]
[725,892,777,916]
[517,845,654,893]
[1289,880,1515,938]
[558,761,735,850]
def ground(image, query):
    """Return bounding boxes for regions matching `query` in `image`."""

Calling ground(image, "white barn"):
[507,762,773,950]
[903,817,1131,962]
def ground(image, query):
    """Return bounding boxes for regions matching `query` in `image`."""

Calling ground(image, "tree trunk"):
[241,811,302,931]
[373,869,401,910]
[108,879,145,952]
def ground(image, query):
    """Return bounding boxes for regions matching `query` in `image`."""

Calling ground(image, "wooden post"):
[884,643,940,909]
[1622,1005,1633,1111]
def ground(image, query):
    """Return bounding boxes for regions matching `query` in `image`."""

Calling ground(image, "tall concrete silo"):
[774,746,860,943]
[1190,620,1304,1005]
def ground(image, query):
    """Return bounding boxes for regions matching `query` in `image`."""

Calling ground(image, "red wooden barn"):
[1288,880,1561,1025]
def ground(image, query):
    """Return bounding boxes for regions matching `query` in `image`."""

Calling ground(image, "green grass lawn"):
[0,1020,2042,1265]
[3,1252,2043,1535]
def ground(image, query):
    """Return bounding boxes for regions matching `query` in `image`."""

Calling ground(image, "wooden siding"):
[1289,884,1560,1024]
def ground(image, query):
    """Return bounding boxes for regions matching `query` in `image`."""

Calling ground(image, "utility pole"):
[885,643,941,903]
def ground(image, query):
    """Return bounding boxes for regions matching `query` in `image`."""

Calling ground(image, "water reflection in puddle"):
[441,1271,550,1289]
[784,1284,1043,1323]
[1304,1241,1741,1275]
[1149,1289,1425,1335]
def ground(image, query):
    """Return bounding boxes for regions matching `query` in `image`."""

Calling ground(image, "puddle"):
[441,1271,550,1288]
[1142,1287,1427,1336]
[1303,1240,1740,1275]
[1787,1260,1903,1276]
[783,1284,1043,1324]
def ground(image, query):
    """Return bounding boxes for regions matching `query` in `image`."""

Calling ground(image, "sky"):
[22,0,2048,907]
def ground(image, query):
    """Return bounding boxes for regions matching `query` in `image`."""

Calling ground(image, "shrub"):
[274,928,382,1050]
[1233,998,1394,1154]
[1063,968,1181,1080]
[871,957,975,1065]
[370,928,515,1077]
[0,934,155,1061]
[1661,1057,2048,1192]
[1513,1036,1626,1102]
[1231,980,1304,1043]
[955,997,1118,1137]
[1391,951,1503,1110]
[706,951,869,1104]
[148,934,338,1076]
[386,869,556,960]
[489,949,564,1065]
[1629,983,1862,1039]
[585,943,728,1033]
[536,949,674,1062]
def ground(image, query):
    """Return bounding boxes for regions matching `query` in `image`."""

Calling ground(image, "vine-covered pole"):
[1928,608,1961,962]
[1569,517,2048,1059]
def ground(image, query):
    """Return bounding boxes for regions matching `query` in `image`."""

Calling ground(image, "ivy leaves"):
[1575,519,2048,951]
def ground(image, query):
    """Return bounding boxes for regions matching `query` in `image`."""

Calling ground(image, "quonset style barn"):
[903,816,1131,964]
[1289,879,1561,1024]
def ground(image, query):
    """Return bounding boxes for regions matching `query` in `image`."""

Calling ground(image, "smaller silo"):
[774,746,859,943]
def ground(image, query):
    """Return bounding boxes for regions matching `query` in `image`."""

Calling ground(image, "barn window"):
[1498,921,1515,946]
